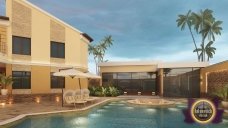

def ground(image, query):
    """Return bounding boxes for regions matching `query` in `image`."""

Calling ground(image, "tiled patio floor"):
[0,98,107,122]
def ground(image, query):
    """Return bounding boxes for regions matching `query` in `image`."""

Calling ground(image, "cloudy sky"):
[2,0,228,72]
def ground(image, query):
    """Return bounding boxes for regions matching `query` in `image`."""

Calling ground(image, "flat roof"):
[99,61,209,68]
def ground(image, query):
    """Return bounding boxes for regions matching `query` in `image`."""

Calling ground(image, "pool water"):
[7,100,228,128]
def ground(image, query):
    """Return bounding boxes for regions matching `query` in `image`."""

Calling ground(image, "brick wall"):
[0,26,7,54]
[12,1,31,37]
[50,20,65,42]
[207,70,228,93]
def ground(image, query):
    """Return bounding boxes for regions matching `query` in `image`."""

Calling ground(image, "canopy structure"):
[53,68,87,78]
[53,68,101,107]
[84,72,101,79]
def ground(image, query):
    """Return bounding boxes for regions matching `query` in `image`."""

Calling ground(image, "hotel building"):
[0,0,93,95]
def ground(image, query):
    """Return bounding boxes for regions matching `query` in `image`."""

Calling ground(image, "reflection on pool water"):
[6,100,228,128]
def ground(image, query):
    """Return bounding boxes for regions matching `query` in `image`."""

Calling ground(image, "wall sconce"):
[0,102,6,106]
[36,97,40,103]
[55,96,60,103]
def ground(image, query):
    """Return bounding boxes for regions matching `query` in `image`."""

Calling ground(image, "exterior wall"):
[0,26,7,54]
[31,66,51,94]
[200,60,228,95]
[5,0,89,69]
[100,65,157,73]
[1,0,91,94]
[31,8,50,62]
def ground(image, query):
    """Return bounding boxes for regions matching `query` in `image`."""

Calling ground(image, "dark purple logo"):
[183,99,224,124]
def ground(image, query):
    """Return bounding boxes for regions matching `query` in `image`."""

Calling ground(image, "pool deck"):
[0,96,227,126]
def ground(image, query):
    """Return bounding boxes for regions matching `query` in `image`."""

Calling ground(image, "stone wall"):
[50,20,65,42]
[207,70,228,93]
[12,1,31,37]
[12,93,62,103]
[0,26,7,54]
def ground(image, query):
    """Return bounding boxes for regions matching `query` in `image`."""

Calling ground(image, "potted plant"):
[213,84,228,108]
[0,74,13,96]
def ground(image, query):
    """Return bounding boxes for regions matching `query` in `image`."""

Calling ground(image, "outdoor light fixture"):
[138,92,141,95]
[36,97,40,103]
[0,102,5,106]
[56,96,60,103]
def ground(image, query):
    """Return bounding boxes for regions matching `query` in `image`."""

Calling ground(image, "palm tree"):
[205,41,216,61]
[177,10,200,61]
[191,9,214,61]
[0,74,13,89]
[89,35,113,74]
[194,41,216,61]
[200,20,222,41]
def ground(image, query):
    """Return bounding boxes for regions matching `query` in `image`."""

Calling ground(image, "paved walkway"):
[0,98,107,122]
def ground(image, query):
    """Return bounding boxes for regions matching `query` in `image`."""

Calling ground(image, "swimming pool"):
[5,100,228,128]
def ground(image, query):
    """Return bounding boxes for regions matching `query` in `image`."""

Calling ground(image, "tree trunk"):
[188,24,200,61]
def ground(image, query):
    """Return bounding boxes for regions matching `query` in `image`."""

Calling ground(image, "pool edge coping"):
[0,98,115,126]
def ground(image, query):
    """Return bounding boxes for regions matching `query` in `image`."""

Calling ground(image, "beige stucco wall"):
[100,65,157,73]
[65,77,88,90]
[31,66,51,93]
[31,8,50,62]
[200,60,228,95]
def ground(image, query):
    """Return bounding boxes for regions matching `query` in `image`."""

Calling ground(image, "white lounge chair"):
[74,94,87,106]
[81,89,97,103]
[64,96,76,107]
[63,90,76,107]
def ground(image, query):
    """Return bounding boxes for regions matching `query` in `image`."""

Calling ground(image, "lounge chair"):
[81,89,97,103]
[64,96,76,107]
[73,90,87,105]
[63,90,76,107]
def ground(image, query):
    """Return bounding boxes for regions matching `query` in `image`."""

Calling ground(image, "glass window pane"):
[58,43,65,58]
[132,73,140,79]
[140,72,150,79]
[118,73,131,79]
[51,42,58,58]
[12,36,21,54]
[12,71,31,89]
[22,38,31,55]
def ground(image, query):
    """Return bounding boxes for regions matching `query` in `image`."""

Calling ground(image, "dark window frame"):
[12,71,31,89]
[50,41,65,58]
[12,36,31,55]
[51,73,65,89]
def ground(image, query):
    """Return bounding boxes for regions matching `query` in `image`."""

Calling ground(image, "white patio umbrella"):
[53,68,87,107]
[84,72,101,79]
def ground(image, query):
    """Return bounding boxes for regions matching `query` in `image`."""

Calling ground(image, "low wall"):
[201,60,228,96]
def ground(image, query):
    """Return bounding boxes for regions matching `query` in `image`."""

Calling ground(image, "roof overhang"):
[81,33,93,42]
[99,61,209,68]
[0,16,10,27]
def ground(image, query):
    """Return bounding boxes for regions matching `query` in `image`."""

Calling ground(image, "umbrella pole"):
[62,88,63,107]
[78,78,82,94]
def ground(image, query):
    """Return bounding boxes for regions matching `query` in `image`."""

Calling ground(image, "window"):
[12,36,31,55]
[51,41,65,58]
[51,73,65,88]
[12,71,31,89]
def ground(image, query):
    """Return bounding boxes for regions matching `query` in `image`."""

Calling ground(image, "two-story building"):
[0,0,93,95]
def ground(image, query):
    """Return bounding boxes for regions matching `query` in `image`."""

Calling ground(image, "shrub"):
[88,86,120,97]
[212,84,228,101]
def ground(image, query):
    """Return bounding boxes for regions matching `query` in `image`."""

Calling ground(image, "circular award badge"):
[191,99,216,124]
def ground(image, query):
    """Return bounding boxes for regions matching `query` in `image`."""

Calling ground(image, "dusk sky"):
[2,0,228,72]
